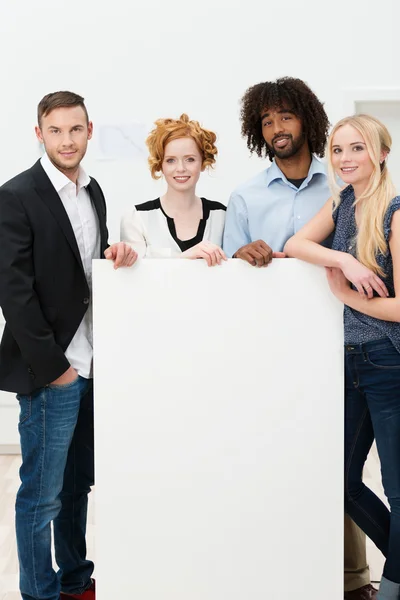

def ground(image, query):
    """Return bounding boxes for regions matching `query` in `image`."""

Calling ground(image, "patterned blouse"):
[331,185,400,349]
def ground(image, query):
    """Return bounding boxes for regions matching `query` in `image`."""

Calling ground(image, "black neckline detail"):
[160,197,210,252]
[135,198,162,211]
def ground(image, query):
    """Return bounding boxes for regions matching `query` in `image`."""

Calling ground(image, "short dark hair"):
[37,91,89,127]
[240,77,330,160]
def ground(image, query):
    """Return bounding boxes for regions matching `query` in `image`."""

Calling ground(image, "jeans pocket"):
[367,346,400,369]
[48,376,80,390]
[16,394,32,424]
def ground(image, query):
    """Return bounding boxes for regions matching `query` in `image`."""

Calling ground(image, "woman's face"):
[162,137,203,193]
[331,124,374,189]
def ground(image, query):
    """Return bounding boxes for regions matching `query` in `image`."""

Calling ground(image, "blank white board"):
[93,259,344,600]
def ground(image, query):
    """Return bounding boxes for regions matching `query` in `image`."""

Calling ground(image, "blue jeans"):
[345,338,400,589]
[16,376,94,600]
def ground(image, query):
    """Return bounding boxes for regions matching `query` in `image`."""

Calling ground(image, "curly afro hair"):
[240,77,330,160]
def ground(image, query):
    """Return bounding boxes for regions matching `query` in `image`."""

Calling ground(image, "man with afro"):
[223,77,377,600]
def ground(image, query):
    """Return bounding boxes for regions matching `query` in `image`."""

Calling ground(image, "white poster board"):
[93,259,344,600]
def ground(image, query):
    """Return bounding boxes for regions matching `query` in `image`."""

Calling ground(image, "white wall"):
[0,0,399,445]
[356,100,400,193]
[1,0,399,240]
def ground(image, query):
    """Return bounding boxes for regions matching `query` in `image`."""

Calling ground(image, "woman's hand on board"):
[181,241,227,267]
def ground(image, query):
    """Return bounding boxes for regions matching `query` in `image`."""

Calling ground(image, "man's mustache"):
[272,134,292,144]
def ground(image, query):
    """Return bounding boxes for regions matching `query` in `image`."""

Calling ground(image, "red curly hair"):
[146,113,218,180]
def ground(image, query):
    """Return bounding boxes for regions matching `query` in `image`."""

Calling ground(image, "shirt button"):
[297,216,301,219]
[83,297,90,305]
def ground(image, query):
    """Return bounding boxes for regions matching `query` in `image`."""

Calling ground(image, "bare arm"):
[284,198,345,267]
[331,211,400,322]
[284,197,388,299]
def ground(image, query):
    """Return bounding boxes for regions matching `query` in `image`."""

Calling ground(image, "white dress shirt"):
[41,153,100,379]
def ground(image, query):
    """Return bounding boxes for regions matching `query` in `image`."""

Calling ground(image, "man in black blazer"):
[0,91,137,600]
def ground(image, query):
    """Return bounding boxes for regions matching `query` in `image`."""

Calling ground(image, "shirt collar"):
[40,152,90,193]
[265,155,327,188]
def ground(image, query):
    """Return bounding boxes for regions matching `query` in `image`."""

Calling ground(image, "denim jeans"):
[344,338,400,593]
[16,376,94,600]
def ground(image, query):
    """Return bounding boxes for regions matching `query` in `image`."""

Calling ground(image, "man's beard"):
[267,131,306,159]
[47,147,85,174]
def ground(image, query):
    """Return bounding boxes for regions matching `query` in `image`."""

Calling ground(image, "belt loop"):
[362,345,368,362]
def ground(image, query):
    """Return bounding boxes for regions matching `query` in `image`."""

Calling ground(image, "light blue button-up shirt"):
[223,156,331,256]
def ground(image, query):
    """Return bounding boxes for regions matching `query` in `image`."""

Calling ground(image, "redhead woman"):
[121,114,226,266]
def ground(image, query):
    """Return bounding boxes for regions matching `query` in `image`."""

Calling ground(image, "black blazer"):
[0,160,109,394]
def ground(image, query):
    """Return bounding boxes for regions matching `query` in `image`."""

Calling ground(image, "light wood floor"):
[0,450,385,599]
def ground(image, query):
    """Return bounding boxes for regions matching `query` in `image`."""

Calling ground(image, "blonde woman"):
[284,115,400,600]
[121,114,226,266]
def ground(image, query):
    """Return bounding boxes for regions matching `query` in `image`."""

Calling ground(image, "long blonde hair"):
[328,114,396,276]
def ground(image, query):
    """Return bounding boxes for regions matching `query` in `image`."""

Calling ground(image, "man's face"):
[35,106,93,175]
[260,106,306,159]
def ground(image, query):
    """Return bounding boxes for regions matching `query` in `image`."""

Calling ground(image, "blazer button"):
[83,298,90,305]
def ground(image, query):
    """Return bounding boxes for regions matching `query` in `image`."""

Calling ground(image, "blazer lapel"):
[30,160,84,270]
[87,180,109,256]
